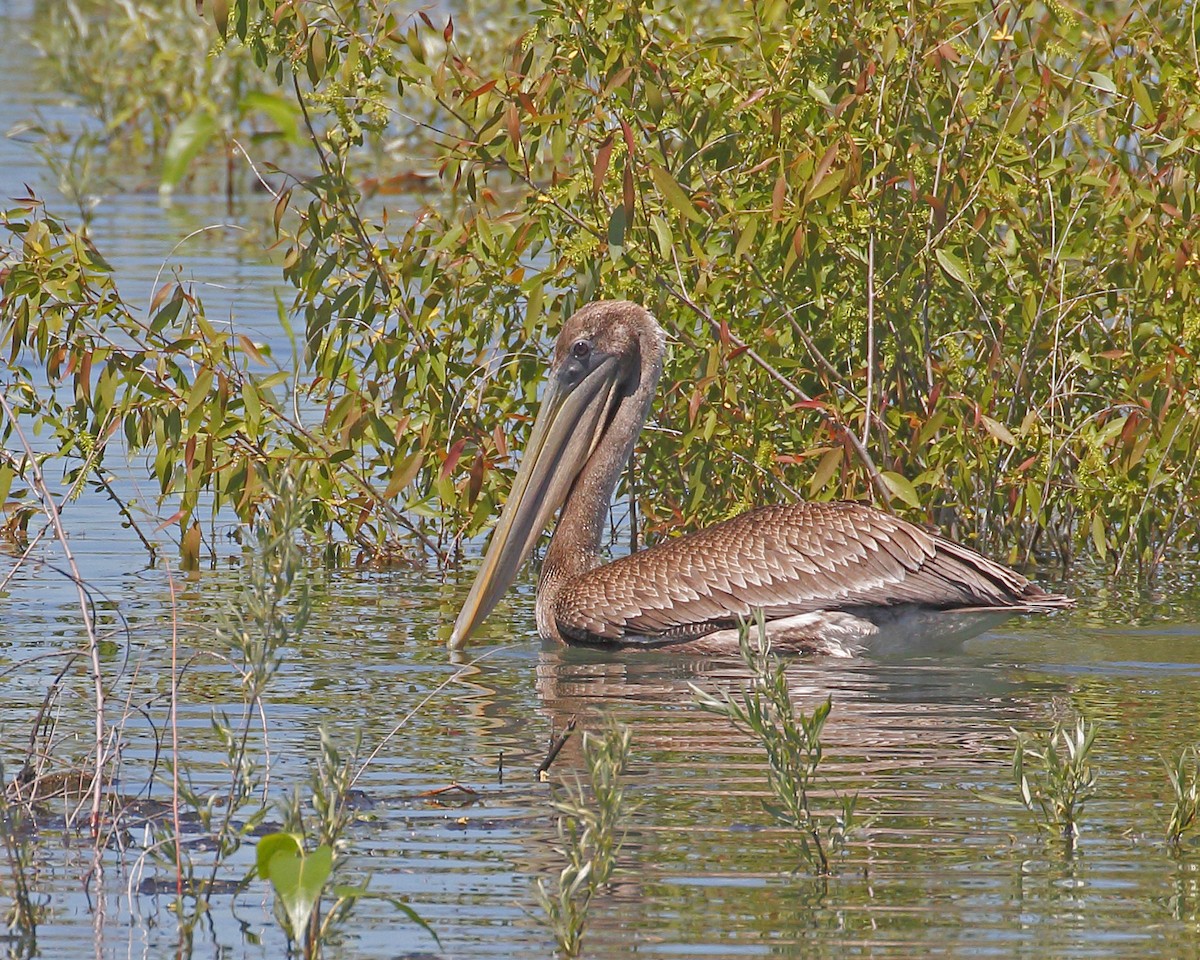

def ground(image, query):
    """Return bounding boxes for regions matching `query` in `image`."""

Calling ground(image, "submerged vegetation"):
[693,616,861,875]
[2,0,1200,571]
[537,721,631,959]
[1010,716,1099,852]
[1166,746,1200,851]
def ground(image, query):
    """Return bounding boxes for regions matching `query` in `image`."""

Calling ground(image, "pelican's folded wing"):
[552,501,1071,644]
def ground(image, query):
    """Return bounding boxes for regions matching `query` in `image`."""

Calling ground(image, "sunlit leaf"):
[809,448,841,496]
[879,471,920,508]
[934,248,971,286]
[161,108,217,192]
[980,415,1015,446]
[649,164,702,222]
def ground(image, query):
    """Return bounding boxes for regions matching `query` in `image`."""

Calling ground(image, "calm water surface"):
[3,4,1200,958]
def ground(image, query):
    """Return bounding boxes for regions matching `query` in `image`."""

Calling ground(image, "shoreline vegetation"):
[2,0,1197,575]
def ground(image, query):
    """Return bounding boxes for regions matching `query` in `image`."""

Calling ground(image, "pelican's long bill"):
[449,351,624,648]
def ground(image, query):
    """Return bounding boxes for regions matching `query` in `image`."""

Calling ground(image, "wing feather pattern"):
[552,501,1069,644]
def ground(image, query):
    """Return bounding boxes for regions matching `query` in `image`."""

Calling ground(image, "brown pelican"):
[450,300,1072,653]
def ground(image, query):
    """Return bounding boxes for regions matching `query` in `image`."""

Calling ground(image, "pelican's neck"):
[536,340,662,639]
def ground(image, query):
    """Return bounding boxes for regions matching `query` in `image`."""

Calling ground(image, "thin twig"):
[165,559,184,900]
[0,392,107,835]
[351,644,514,788]
[863,230,876,448]
[536,718,577,780]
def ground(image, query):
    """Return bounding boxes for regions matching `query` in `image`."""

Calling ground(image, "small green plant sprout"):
[258,733,438,958]
[537,720,631,959]
[1010,717,1099,851]
[1165,746,1199,850]
[256,832,332,954]
[690,614,861,876]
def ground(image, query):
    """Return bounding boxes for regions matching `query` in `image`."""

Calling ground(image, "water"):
[3,4,1200,958]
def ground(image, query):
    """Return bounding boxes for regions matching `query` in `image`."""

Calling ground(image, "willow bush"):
[2,0,1198,572]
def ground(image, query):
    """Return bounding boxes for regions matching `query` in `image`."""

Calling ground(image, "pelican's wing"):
[552,501,1070,644]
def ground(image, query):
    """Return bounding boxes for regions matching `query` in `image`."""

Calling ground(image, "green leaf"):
[607,205,626,255]
[1088,72,1117,95]
[650,214,673,257]
[255,832,302,881]
[880,470,920,508]
[934,248,971,286]
[809,448,840,496]
[258,834,333,940]
[649,164,702,222]
[209,0,229,38]
[161,108,217,192]
[980,415,1016,445]
[1131,78,1154,120]
[1090,511,1107,561]
[240,91,301,143]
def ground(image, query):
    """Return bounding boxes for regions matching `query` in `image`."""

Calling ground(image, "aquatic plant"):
[1166,746,1199,851]
[257,831,334,955]
[257,733,438,960]
[27,0,305,200]
[1011,716,1098,851]
[692,615,861,875]
[140,469,308,927]
[262,727,436,956]
[537,720,632,959]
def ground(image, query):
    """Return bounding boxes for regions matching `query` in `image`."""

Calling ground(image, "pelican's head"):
[449,300,665,648]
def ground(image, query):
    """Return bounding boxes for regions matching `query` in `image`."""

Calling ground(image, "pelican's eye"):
[571,339,591,360]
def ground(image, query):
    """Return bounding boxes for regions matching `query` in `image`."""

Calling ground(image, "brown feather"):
[552,501,1071,645]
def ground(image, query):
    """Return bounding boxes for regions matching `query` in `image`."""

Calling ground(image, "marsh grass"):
[537,720,631,959]
[691,615,862,876]
[1166,746,1199,851]
[1010,717,1098,852]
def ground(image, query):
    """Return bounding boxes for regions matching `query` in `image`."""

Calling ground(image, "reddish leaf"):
[744,156,776,176]
[505,102,520,150]
[467,453,485,507]
[771,172,787,221]
[619,117,636,155]
[593,134,614,194]
[735,87,769,111]
[150,282,174,313]
[463,79,498,102]
[440,438,467,480]
[602,65,633,97]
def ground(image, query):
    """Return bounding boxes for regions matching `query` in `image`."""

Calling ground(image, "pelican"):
[450,300,1071,653]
